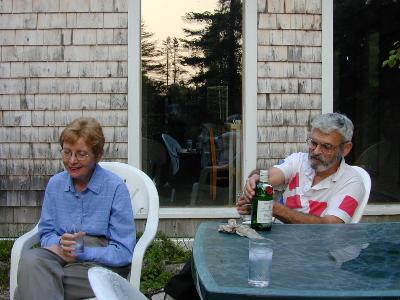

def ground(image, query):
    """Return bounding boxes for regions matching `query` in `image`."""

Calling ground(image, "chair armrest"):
[129,206,159,289]
[10,225,40,300]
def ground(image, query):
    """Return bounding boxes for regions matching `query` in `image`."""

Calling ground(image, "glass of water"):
[186,139,193,151]
[68,224,84,255]
[248,238,274,287]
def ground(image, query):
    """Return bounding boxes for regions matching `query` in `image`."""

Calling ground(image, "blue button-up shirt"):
[38,164,136,267]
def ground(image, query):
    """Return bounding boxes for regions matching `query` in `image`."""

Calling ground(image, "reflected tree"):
[181,0,242,118]
[141,22,163,86]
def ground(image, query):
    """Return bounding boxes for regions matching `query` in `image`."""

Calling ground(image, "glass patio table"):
[192,222,400,300]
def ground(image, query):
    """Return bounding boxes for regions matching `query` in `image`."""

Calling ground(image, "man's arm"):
[237,166,344,224]
[273,202,344,224]
[237,195,344,224]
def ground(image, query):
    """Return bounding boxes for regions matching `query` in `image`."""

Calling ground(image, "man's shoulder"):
[283,152,309,164]
[337,161,363,183]
[330,162,365,201]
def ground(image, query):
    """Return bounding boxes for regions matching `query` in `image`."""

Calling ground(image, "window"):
[128,0,256,207]
[333,0,400,203]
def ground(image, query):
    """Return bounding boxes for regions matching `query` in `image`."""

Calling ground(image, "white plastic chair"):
[9,162,159,300]
[350,165,371,223]
[88,266,148,300]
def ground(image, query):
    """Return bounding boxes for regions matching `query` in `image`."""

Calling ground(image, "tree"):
[162,36,172,87]
[141,22,163,81]
[382,41,400,69]
[159,36,187,88]
[180,0,242,116]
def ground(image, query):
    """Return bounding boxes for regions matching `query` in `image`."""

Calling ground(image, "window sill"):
[135,207,239,219]
[135,204,400,219]
[364,204,400,215]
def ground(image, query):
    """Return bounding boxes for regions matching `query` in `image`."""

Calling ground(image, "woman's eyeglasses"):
[60,149,90,161]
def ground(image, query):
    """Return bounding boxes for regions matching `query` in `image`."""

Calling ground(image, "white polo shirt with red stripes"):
[275,152,365,223]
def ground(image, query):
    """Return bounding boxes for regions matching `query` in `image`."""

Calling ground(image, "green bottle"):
[251,170,273,231]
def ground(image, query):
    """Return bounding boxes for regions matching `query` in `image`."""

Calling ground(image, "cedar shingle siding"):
[0,0,323,237]
[257,0,322,170]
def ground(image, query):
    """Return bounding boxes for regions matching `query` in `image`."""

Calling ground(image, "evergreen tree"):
[181,0,242,116]
[141,22,163,83]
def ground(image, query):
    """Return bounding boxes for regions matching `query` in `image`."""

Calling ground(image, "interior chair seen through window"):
[9,162,159,300]
[161,133,183,202]
[161,133,182,176]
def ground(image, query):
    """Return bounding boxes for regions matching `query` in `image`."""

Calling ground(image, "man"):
[162,113,364,300]
[237,112,365,224]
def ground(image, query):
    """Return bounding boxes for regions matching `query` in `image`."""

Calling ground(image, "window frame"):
[128,0,257,218]
[322,1,400,216]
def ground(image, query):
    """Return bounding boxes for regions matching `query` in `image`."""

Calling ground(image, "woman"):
[14,117,136,300]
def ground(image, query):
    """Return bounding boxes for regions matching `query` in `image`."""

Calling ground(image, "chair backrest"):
[99,162,159,288]
[350,166,371,223]
[88,266,148,300]
[161,133,182,175]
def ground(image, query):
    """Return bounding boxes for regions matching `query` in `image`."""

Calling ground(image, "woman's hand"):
[46,232,85,263]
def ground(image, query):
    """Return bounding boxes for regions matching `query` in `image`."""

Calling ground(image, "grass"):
[0,233,191,297]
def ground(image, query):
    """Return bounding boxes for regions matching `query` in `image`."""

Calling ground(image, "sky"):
[142,0,218,43]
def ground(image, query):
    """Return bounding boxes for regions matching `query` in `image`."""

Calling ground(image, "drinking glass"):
[248,238,274,287]
[186,139,193,151]
[67,224,84,255]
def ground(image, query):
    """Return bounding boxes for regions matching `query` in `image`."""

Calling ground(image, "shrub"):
[0,240,13,293]
[140,232,191,296]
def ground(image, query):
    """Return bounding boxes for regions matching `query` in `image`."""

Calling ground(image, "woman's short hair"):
[311,112,354,142]
[59,117,105,159]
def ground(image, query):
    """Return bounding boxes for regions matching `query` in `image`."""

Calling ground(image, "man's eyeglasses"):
[60,149,90,161]
[306,138,347,153]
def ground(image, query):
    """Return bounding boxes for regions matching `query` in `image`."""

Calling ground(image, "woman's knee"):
[18,249,42,272]
[19,248,60,273]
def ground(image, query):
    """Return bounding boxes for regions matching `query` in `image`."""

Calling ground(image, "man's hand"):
[236,174,259,215]
[244,174,259,200]
[236,192,252,215]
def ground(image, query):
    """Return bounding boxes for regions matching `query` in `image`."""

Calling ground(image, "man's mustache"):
[309,154,324,163]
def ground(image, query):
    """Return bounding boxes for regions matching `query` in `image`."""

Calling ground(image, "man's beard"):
[308,151,342,172]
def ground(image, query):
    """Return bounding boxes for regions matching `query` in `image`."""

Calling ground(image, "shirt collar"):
[332,157,346,182]
[63,164,103,194]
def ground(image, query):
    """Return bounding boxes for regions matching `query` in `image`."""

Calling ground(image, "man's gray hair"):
[311,112,354,142]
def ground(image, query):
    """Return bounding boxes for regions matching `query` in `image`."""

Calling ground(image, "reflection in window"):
[141,0,242,207]
[334,0,400,203]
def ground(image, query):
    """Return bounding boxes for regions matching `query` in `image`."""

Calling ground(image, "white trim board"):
[134,207,239,219]
[364,205,400,216]
[128,0,141,167]
[321,0,333,114]
[133,205,400,220]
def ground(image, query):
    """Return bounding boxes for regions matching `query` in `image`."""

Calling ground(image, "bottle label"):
[256,201,273,224]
